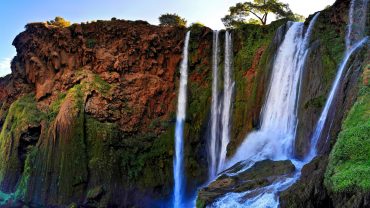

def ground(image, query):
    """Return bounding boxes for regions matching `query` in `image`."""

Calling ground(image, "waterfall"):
[226,22,305,168]
[218,31,234,172]
[208,31,234,179]
[173,31,190,208]
[307,0,369,160]
[209,30,220,179]
[210,15,320,207]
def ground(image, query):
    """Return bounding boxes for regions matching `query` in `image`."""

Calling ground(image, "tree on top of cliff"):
[47,16,71,27]
[159,13,187,27]
[222,0,294,28]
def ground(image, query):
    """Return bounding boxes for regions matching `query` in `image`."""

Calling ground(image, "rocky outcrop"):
[280,156,332,208]
[197,160,295,207]
[280,0,369,206]
[0,19,216,207]
[294,0,351,158]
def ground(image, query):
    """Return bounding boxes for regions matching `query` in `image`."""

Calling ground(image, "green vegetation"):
[189,22,206,35]
[47,16,71,27]
[0,94,43,198]
[304,95,325,109]
[222,0,294,27]
[310,7,346,89]
[86,107,175,190]
[85,116,120,187]
[196,198,206,208]
[93,74,111,94]
[325,77,370,192]
[15,148,37,199]
[47,92,67,121]
[184,29,212,184]
[159,13,187,27]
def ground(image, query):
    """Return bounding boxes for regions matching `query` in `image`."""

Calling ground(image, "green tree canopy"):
[159,13,187,27]
[222,0,295,28]
[47,16,71,27]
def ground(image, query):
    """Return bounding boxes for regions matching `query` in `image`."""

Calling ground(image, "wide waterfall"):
[210,15,320,207]
[173,31,190,208]
[208,31,234,180]
[307,0,369,160]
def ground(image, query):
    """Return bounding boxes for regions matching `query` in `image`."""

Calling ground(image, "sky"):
[0,0,335,77]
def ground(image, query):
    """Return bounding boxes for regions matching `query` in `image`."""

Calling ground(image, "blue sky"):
[0,0,335,77]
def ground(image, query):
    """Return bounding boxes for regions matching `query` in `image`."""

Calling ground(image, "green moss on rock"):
[0,94,43,192]
[325,81,370,192]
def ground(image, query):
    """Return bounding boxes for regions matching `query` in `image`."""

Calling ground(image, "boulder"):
[197,160,295,206]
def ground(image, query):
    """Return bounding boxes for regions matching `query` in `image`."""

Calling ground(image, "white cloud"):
[0,57,12,78]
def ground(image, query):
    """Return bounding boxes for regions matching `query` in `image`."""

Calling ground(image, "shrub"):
[47,16,71,27]
[159,13,187,27]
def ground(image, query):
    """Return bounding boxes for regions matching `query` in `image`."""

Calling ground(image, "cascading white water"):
[226,22,305,168]
[210,15,320,207]
[173,31,190,208]
[209,30,220,179]
[218,31,234,172]
[307,0,369,160]
[208,31,234,179]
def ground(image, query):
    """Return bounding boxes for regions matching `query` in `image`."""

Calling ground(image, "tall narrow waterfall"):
[307,0,369,160]
[209,30,220,179]
[211,16,320,207]
[208,31,234,179]
[218,31,234,172]
[173,31,190,208]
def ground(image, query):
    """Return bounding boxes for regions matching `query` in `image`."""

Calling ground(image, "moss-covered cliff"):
[0,19,190,207]
[0,0,368,207]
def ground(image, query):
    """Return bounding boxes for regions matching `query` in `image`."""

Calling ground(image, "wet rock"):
[198,160,295,206]
[280,156,332,208]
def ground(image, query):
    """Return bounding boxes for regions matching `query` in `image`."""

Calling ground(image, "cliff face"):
[0,17,287,206]
[0,0,368,207]
[0,20,191,207]
[294,0,349,158]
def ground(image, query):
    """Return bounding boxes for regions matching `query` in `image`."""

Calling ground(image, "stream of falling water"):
[208,31,234,180]
[210,0,369,206]
[209,30,220,179]
[210,15,320,207]
[173,31,190,208]
[307,0,369,160]
[218,31,234,173]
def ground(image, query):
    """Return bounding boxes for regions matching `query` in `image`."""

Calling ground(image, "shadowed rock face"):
[280,156,332,208]
[197,160,295,206]
[294,0,351,159]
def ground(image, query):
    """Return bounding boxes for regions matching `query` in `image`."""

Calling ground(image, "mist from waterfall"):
[173,31,190,208]
[208,31,234,180]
